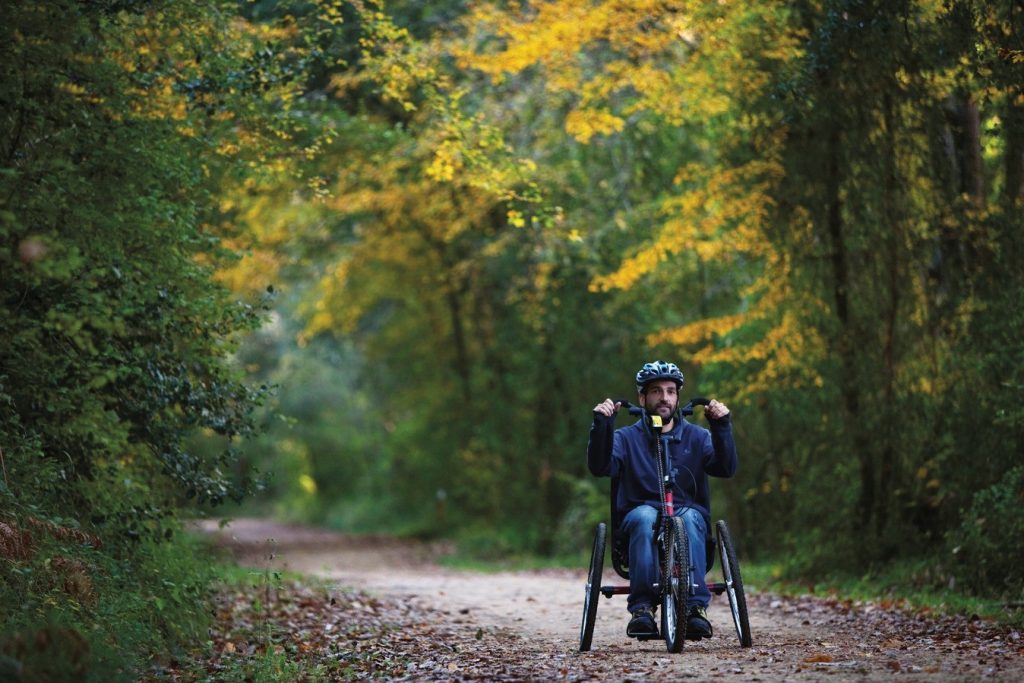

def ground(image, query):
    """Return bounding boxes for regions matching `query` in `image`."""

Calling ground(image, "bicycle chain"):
[652,431,671,583]
[653,427,666,513]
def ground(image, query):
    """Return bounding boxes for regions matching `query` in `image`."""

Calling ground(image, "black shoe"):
[686,605,713,640]
[626,607,658,638]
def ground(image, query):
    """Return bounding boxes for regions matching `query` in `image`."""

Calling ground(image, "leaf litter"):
[156,519,1024,681]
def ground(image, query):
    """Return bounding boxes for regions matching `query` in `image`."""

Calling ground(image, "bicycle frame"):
[580,396,753,651]
[598,399,732,600]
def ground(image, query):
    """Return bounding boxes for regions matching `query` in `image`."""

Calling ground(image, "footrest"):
[600,585,631,598]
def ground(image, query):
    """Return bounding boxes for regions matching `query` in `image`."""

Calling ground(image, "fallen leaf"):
[803,654,833,663]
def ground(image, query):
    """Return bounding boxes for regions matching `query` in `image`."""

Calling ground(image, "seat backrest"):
[706,528,715,573]
[609,477,630,580]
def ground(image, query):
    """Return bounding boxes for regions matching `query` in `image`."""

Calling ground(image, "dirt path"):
[198,518,1023,681]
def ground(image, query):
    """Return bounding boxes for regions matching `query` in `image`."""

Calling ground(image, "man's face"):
[639,380,679,421]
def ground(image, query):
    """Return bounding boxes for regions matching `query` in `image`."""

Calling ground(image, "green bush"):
[0,1,334,677]
[0,526,215,682]
[951,466,1024,598]
[551,475,608,558]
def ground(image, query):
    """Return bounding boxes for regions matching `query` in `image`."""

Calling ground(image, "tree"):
[315,0,1023,576]
[1,0,340,675]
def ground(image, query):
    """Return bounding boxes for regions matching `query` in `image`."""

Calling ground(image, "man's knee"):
[679,508,708,546]
[622,504,658,536]
[680,507,706,531]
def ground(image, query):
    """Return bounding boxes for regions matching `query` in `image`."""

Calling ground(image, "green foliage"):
[951,466,1024,598]
[199,315,389,530]
[0,529,216,682]
[549,475,608,557]
[2,0,268,535]
[240,1,1024,596]
[8,0,1010,632]
[741,557,1024,628]
[0,0,339,676]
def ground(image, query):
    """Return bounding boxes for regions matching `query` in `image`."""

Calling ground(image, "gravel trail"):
[198,518,1023,681]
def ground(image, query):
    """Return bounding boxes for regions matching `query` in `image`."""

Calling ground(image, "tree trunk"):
[444,283,472,400]
[875,90,902,541]
[1004,92,1024,207]
[824,128,874,533]
[941,93,985,202]
[964,94,984,203]
[413,219,474,401]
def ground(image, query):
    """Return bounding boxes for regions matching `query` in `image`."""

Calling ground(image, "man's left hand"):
[705,399,730,421]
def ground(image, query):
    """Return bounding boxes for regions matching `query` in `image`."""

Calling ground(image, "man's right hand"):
[592,398,621,417]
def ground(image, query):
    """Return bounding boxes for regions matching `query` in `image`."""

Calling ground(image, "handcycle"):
[579,397,753,653]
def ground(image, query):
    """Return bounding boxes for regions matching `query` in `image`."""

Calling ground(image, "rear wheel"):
[716,520,752,647]
[662,516,689,653]
[579,522,606,651]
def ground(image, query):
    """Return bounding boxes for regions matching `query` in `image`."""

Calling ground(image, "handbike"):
[579,397,753,652]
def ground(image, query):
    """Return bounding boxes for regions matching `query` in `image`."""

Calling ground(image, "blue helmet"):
[635,360,684,393]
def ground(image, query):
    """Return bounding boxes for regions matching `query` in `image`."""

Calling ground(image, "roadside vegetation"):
[3,0,1022,679]
[1,2,339,679]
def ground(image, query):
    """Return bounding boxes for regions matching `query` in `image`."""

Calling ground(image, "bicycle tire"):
[579,522,606,651]
[662,516,688,653]
[716,519,752,647]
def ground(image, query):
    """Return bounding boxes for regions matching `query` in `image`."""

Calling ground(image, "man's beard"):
[646,401,677,420]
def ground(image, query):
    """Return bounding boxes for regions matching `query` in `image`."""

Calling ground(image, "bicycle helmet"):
[635,360,684,393]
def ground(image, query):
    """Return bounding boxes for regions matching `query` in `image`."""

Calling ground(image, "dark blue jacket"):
[587,411,738,523]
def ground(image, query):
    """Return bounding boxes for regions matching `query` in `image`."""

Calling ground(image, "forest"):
[2,0,1022,678]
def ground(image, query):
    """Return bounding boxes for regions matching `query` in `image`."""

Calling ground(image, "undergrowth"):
[0,527,216,682]
[731,559,1024,629]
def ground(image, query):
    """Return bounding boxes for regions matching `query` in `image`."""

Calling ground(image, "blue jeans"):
[621,504,709,613]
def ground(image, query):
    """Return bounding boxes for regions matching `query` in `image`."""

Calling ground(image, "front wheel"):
[579,522,606,651]
[716,520,752,647]
[661,516,689,653]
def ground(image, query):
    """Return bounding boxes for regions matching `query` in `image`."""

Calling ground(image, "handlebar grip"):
[679,397,710,417]
[614,397,711,416]
[615,399,644,416]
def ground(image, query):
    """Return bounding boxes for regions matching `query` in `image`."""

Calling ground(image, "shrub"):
[950,466,1024,598]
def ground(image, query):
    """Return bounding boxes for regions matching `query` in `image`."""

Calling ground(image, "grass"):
[436,549,586,573]
[735,558,1024,628]
[437,541,1024,629]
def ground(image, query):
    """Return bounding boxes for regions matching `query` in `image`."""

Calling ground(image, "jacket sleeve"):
[587,412,617,476]
[703,414,738,478]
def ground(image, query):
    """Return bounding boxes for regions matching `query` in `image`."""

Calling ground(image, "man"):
[588,360,738,640]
